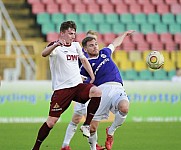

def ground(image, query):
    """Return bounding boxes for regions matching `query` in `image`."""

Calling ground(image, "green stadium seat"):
[51,13,64,25]
[112,23,125,34]
[155,23,168,34]
[65,13,79,24]
[168,70,176,80]
[84,23,97,32]
[41,23,55,35]
[98,23,112,34]
[176,14,181,24]
[139,70,153,80]
[37,13,50,25]
[76,23,84,33]
[92,14,105,24]
[79,13,92,24]
[124,69,139,80]
[120,14,133,24]
[126,24,140,32]
[140,23,154,34]
[153,69,168,80]
[134,13,147,24]
[119,70,126,80]
[147,13,161,25]
[105,13,119,24]
[162,13,175,25]
[169,24,181,34]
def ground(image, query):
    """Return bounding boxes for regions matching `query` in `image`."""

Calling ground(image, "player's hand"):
[125,30,135,36]
[54,39,66,47]
[89,76,95,84]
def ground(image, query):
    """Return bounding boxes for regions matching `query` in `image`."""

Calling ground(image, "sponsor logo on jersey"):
[51,103,62,111]
[94,58,110,75]
[66,55,79,61]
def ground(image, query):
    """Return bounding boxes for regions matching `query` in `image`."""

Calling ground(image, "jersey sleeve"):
[107,44,115,53]
[75,42,85,59]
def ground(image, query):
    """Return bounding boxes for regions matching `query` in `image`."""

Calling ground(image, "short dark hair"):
[82,37,96,48]
[60,21,76,32]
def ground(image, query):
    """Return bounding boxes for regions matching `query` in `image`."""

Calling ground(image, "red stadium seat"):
[87,4,101,14]
[103,33,117,45]
[59,4,73,14]
[160,33,173,44]
[151,0,164,5]
[55,0,65,4]
[137,42,150,51]
[138,0,151,5]
[170,4,181,14]
[101,4,115,14]
[129,4,142,14]
[75,33,86,42]
[96,0,110,4]
[142,3,156,14]
[124,0,137,5]
[165,0,178,5]
[31,3,45,14]
[68,0,82,4]
[110,0,125,5]
[46,32,59,42]
[46,3,59,14]
[74,3,87,14]
[132,33,145,44]
[165,42,177,51]
[41,0,55,4]
[115,4,129,14]
[146,33,160,44]
[150,42,164,50]
[28,0,41,5]
[82,0,97,4]
[156,4,170,14]
[174,33,181,44]
[121,42,136,51]
[121,36,136,51]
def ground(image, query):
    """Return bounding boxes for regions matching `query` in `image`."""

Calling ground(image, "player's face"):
[60,27,76,44]
[85,39,99,57]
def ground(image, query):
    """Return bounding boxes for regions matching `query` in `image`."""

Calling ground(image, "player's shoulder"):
[72,41,81,46]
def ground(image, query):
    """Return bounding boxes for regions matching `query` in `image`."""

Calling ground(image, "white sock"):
[88,131,98,150]
[108,111,127,136]
[62,121,77,147]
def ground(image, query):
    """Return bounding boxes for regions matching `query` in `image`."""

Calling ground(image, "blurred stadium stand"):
[0,0,181,81]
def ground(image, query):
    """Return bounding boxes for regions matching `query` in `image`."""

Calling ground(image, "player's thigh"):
[75,83,94,103]
[49,89,74,117]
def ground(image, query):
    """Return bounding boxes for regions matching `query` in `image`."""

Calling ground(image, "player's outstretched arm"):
[112,30,135,49]
[80,57,95,83]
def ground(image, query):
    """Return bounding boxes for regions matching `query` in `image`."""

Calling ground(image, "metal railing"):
[0,0,36,80]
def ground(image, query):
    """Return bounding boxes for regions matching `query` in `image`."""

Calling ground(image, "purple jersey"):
[80,47,123,86]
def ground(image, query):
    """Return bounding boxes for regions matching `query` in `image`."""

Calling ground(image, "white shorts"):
[73,82,129,121]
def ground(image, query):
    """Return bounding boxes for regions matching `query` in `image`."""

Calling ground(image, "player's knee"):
[72,115,82,124]
[118,100,129,114]
[89,86,102,97]
[46,116,59,128]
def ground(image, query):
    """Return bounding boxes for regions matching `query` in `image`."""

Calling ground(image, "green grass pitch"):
[0,122,181,150]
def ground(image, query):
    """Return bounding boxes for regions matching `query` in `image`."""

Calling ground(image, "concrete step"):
[2,0,25,5]
[12,18,36,28]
